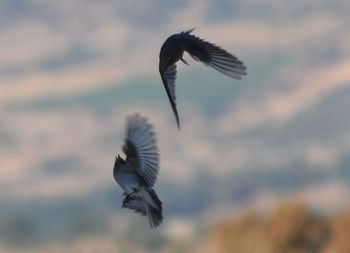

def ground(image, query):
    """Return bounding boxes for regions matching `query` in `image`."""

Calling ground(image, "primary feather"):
[123,114,159,187]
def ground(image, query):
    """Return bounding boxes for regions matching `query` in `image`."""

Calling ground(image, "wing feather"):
[160,64,180,128]
[181,31,247,79]
[123,114,159,187]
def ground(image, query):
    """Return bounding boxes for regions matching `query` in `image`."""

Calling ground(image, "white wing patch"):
[123,199,147,216]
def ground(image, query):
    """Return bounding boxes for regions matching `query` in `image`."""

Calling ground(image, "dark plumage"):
[159,28,247,128]
[113,114,162,228]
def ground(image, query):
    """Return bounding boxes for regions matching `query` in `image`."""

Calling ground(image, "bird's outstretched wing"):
[160,64,180,128]
[181,30,247,79]
[123,114,159,187]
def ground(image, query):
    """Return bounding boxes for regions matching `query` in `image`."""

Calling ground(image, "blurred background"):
[1,0,350,252]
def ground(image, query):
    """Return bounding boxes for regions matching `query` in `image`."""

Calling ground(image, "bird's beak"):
[121,199,127,208]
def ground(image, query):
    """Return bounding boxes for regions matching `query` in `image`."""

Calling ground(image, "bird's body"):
[113,114,162,228]
[114,160,143,195]
[159,34,185,73]
[159,29,247,128]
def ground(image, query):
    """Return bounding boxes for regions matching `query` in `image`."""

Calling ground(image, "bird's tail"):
[141,188,163,228]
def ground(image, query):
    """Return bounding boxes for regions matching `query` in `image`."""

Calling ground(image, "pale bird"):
[113,114,162,228]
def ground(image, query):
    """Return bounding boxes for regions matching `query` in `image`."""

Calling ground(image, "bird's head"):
[114,154,125,166]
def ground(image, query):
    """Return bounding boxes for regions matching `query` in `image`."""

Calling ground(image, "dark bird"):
[113,113,162,228]
[159,28,247,128]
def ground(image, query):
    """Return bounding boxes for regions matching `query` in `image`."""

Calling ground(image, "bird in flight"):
[159,28,247,129]
[113,113,162,228]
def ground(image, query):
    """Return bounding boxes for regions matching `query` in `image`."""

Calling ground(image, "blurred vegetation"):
[207,203,350,253]
[2,203,350,253]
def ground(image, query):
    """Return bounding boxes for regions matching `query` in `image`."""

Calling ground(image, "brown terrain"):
[201,204,350,253]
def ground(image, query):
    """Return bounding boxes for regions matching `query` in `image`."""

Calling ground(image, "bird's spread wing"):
[122,198,147,216]
[123,114,159,187]
[160,64,180,128]
[181,30,247,79]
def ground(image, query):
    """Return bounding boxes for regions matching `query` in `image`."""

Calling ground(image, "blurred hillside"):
[197,204,350,253]
[1,204,350,253]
